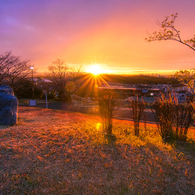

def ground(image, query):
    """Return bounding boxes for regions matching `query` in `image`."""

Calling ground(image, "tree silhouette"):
[0,51,31,87]
[48,59,82,100]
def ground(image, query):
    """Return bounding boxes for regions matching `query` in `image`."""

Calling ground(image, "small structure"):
[171,84,189,93]
[98,86,160,98]
[29,100,37,106]
[0,85,18,125]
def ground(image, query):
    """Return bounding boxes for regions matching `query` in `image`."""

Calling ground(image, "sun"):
[86,64,112,75]
[86,65,103,75]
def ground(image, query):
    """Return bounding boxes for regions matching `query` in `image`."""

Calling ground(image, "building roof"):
[172,84,187,88]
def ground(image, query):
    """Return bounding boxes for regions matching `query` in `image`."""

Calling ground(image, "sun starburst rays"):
[76,72,111,98]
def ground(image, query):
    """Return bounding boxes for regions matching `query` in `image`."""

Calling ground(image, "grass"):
[0,107,195,195]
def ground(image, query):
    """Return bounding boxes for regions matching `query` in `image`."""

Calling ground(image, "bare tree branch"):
[145,13,195,52]
[0,51,31,87]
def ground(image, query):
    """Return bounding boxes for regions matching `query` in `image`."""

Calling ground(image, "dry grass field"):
[0,107,195,195]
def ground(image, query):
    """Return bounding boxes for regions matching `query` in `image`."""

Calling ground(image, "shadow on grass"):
[139,130,195,165]
[171,139,195,157]
[0,125,11,130]
[104,134,117,145]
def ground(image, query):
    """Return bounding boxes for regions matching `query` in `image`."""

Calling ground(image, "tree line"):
[0,52,84,100]
[1,51,179,101]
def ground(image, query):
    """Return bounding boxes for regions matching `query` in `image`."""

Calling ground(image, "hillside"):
[100,74,179,84]
[0,107,194,194]
[76,74,179,86]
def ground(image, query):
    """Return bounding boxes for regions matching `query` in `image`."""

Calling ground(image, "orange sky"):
[0,0,195,75]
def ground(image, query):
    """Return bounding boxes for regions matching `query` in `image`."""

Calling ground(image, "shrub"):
[14,79,43,99]
[174,103,193,141]
[151,93,194,141]
[98,96,118,135]
[151,93,175,140]
[128,97,146,136]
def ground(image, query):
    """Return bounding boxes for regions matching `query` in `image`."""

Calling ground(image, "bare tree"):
[0,53,9,82]
[128,98,146,136]
[48,59,82,100]
[145,13,195,52]
[0,51,31,87]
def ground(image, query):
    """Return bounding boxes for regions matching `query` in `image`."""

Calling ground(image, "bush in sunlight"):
[98,96,118,135]
[151,93,194,141]
[151,93,176,140]
[128,98,146,136]
[174,103,194,141]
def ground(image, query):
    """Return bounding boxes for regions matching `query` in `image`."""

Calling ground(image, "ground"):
[0,107,195,195]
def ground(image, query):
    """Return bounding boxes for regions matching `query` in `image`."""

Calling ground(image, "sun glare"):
[86,64,112,75]
[86,65,102,75]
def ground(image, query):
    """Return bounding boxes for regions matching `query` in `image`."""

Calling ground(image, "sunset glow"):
[0,1,195,74]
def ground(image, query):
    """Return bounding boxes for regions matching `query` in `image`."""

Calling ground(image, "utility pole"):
[30,67,34,100]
